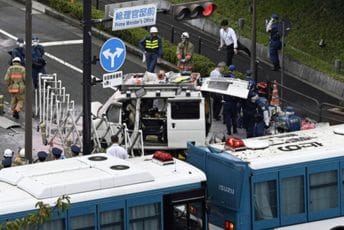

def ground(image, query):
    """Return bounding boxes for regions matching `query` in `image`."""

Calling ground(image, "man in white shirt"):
[218,19,238,66]
[209,62,226,120]
[106,135,129,159]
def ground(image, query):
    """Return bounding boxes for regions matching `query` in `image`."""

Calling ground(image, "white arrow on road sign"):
[102,47,124,68]
[99,37,126,72]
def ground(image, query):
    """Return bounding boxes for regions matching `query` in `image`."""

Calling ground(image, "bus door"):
[163,187,207,230]
[167,98,206,148]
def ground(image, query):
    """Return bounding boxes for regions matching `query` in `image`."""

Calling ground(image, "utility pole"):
[82,0,92,155]
[250,0,257,81]
[25,0,33,163]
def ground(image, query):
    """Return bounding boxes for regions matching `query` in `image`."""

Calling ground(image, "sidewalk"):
[0,104,52,161]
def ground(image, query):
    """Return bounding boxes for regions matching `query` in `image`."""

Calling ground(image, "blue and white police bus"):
[187,124,344,229]
[0,153,207,229]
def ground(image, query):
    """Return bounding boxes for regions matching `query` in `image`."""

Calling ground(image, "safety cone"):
[270,80,280,106]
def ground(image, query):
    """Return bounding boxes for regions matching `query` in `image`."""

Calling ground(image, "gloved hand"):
[180,59,186,63]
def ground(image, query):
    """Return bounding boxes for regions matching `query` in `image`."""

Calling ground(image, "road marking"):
[0,29,100,80]
[40,39,83,47]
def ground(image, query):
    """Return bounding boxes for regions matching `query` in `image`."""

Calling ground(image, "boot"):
[13,111,19,119]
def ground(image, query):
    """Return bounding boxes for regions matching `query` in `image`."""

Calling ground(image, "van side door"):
[167,98,205,149]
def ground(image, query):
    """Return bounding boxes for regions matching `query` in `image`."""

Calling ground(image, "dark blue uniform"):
[241,97,257,138]
[253,97,269,137]
[11,47,25,66]
[223,95,239,135]
[268,20,282,70]
[32,44,46,89]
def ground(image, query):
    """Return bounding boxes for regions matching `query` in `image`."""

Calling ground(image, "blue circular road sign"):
[99,37,126,72]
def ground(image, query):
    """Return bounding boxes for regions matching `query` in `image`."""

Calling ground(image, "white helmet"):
[150,26,158,33]
[12,57,21,64]
[19,148,25,158]
[4,149,13,158]
[181,32,189,39]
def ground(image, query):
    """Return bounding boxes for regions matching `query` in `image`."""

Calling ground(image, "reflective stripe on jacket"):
[4,63,26,94]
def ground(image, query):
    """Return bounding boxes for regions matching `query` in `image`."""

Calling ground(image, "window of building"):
[254,180,277,221]
[309,170,338,212]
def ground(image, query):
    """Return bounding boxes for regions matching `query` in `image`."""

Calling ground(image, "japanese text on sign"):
[112,4,157,31]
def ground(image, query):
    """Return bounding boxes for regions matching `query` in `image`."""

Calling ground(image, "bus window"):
[281,175,305,216]
[129,203,161,229]
[309,170,338,212]
[163,188,206,230]
[40,219,65,230]
[254,180,277,221]
[70,213,95,229]
[100,209,124,230]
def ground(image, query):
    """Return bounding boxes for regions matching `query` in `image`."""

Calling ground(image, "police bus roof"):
[208,124,344,170]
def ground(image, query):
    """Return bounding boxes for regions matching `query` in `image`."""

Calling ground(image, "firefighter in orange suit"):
[4,57,26,119]
[176,32,194,74]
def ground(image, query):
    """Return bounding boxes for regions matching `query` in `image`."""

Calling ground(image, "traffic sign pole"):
[83,0,92,155]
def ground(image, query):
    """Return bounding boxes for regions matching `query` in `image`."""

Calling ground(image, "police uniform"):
[266,14,282,70]
[253,97,270,137]
[1,158,12,169]
[36,151,48,162]
[4,58,26,119]
[32,38,46,89]
[139,32,163,73]
[10,38,25,66]
[52,147,65,160]
[71,145,81,157]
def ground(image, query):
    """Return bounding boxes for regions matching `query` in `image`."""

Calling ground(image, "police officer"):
[36,151,48,162]
[70,144,81,157]
[139,26,163,73]
[253,94,270,137]
[4,57,26,119]
[245,70,257,93]
[1,149,14,169]
[223,71,239,135]
[176,32,194,74]
[241,92,257,138]
[10,38,25,66]
[32,36,46,89]
[52,147,65,160]
[266,14,282,71]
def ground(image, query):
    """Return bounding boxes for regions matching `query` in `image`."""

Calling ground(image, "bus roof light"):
[225,137,246,151]
[224,220,234,230]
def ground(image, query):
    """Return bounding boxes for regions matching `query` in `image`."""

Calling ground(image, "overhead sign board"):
[99,37,126,73]
[112,4,157,31]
